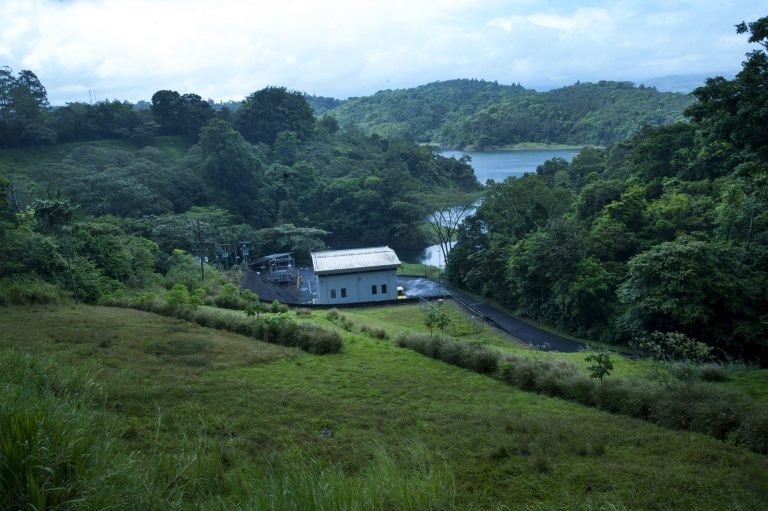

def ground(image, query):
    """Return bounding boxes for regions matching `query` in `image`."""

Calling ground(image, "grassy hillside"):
[1,304,766,509]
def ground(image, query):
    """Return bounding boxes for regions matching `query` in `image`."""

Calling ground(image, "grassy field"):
[1,304,767,509]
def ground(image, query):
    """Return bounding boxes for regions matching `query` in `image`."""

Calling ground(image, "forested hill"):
[326,79,695,148]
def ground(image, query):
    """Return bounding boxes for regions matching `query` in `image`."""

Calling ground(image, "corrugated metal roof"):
[311,246,401,275]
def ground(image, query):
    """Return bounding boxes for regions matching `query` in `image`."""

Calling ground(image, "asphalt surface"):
[446,289,588,353]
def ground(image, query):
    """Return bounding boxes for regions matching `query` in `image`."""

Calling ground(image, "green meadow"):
[1,303,766,510]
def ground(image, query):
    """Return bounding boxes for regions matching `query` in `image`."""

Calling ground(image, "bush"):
[396,333,501,374]
[649,386,745,440]
[298,324,344,355]
[214,283,244,309]
[591,380,657,419]
[360,324,388,339]
[165,283,191,309]
[270,299,288,313]
[108,298,342,355]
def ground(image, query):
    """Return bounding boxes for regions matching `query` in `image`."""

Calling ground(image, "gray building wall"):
[314,269,398,304]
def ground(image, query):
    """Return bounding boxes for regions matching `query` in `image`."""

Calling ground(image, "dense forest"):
[326,79,694,147]
[0,77,479,305]
[447,18,768,363]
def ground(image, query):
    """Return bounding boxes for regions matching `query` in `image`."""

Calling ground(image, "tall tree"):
[235,86,315,146]
[426,203,475,265]
[686,16,768,162]
[0,67,54,147]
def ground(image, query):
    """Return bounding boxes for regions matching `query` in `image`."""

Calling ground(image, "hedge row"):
[396,332,768,454]
[107,299,342,355]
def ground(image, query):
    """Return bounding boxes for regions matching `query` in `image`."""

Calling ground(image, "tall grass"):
[0,348,455,509]
[0,276,64,306]
[0,350,115,510]
[218,443,455,511]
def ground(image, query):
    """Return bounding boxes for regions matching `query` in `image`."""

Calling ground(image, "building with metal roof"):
[310,246,401,304]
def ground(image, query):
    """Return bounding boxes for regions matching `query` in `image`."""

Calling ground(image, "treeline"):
[326,79,694,147]
[447,18,768,364]
[1,77,480,305]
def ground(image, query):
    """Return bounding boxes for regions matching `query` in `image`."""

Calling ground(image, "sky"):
[1,0,766,105]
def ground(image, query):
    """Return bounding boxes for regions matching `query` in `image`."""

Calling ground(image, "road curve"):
[448,290,588,353]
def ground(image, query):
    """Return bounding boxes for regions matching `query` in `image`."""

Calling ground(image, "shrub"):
[499,356,540,391]
[215,283,244,309]
[165,283,191,309]
[591,380,657,419]
[648,386,745,440]
[270,299,288,313]
[396,333,500,374]
[325,308,340,321]
[360,324,388,339]
[108,298,342,355]
[298,324,344,355]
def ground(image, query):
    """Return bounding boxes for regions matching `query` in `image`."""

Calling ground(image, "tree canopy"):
[235,86,316,146]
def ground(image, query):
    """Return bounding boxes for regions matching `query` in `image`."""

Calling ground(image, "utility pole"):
[239,241,251,269]
[219,243,230,270]
[194,221,208,283]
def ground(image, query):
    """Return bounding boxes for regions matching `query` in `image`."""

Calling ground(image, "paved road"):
[447,289,588,353]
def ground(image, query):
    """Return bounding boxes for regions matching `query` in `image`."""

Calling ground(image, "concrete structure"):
[311,246,401,304]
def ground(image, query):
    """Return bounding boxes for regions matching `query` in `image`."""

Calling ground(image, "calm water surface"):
[441,148,581,183]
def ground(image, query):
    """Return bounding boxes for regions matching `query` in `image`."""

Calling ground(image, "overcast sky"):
[1,0,765,105]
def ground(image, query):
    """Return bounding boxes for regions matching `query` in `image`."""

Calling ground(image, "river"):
[402,148,582,267]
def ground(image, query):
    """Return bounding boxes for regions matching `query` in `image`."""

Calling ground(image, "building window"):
[371,285,377,295]
[341,288,347,298]
[381,284,387,294]
[330,289,336,299]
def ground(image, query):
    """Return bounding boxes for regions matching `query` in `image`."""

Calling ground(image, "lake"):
[402,148,582,267]
[441,148,582,184]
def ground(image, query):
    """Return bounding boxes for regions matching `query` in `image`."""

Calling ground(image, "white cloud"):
[0,0,762,103]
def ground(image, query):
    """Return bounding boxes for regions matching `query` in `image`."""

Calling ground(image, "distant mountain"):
[325,79,696,148]
[641,74,725,93]
[306,95,346,116]
[326,79,532,144]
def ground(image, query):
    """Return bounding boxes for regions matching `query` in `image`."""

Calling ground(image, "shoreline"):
[430,142,600,152]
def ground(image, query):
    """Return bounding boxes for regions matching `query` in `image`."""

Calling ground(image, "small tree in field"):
[585,351,613,383]
[166,284,191,309]
[242,289,263,319]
